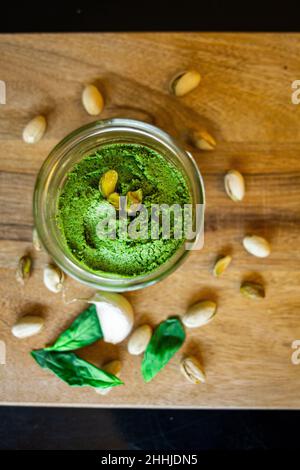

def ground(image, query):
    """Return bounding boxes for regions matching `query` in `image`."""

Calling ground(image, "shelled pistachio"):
[213,255,232,277]
[126,189,143,214]
[191,129,216,151]
[99,170,118,198]
[107,192,120,210]
[16,254,32,285]
[240,281,265,299]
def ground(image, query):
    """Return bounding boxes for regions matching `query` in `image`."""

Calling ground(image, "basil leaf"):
[45,304,102,352]
[31,349,123,389]
[141,317,185,382]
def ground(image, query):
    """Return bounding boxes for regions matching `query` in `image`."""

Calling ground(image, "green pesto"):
[57,143,191,277]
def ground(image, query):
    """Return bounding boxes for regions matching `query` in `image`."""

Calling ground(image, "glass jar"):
[33,119,205,291]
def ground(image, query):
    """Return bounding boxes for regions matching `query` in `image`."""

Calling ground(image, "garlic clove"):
[89,292,134,344]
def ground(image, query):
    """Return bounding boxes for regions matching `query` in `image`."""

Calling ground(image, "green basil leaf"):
[141,317,185,382]
[45,304,102,352]
[31,349,123,389]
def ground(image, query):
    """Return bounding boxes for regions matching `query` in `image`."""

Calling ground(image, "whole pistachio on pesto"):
[99,169,118,197]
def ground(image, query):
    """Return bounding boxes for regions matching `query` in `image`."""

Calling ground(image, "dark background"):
[1,408,299,450]
[0,0,299,452]
[0,1,298,32]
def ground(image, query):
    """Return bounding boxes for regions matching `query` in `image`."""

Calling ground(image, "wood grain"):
[0,33,300,408]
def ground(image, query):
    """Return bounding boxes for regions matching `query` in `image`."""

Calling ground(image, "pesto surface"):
[57,143,191,276]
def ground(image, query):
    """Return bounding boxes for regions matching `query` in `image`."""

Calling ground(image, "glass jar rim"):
[33,118,205,291]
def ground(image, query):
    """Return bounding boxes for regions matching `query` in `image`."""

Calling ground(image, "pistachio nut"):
[43,264,64,293]
[16,254,32,285]
[182,300,217,328]
[99,170,118,198]
[82,84,104,116]
[192,129,216,151]
[170,70,201,97]
[107,192,120,210]
[240,281,265,299]
[126,189,143,214]
[12,315,44,339]
[128,324,152,355]
[243,235,271,258]
[180,356,206,384]
[213,255,232,277]
[224,170,245,202]
[22,115,47,144]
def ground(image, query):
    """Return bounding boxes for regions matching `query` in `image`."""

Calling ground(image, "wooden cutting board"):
[0,33,300,408]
